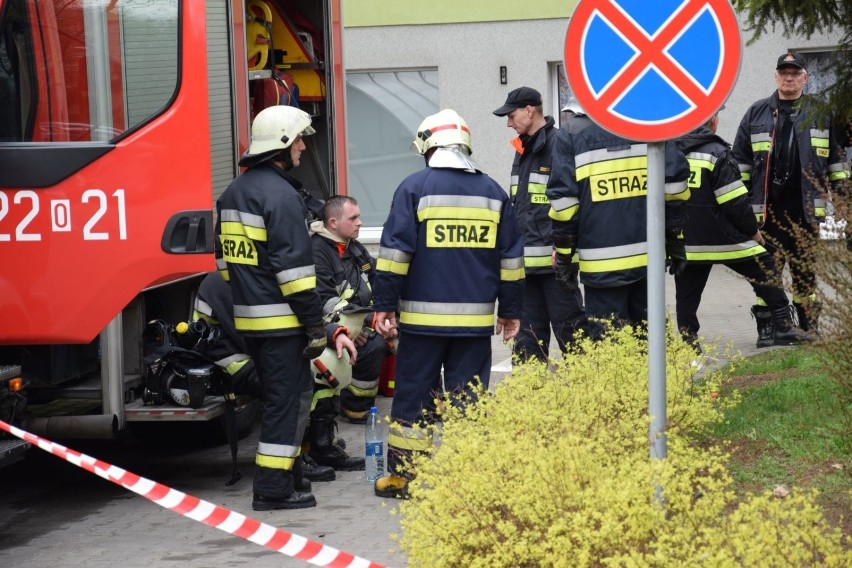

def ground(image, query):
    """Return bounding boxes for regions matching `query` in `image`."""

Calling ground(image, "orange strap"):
[510,137,524,155]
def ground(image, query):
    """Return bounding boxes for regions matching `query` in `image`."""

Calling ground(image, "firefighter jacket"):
[372,165,525,336]
[190,271,252,377]
[310,222,376,316]
[547,123,690,288]
[676,126,766,264]
[215,163,323,336]
[509,115,561,274]
[731,91,850,226]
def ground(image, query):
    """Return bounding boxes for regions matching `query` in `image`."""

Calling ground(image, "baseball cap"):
[776,52,807,71]
[493,86,543,116]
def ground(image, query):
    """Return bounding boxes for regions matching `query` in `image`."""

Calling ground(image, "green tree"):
[734,0,852,128]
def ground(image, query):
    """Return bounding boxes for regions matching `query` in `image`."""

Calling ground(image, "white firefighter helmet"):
[562,95,585,115]
[411,109,473,156]
[243,105,315,159]
[312,347,353,391]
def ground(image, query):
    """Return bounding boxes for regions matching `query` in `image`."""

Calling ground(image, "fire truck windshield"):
[0,0,179,143]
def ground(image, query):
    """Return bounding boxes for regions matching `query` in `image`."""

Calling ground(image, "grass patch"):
[706,345,852,539]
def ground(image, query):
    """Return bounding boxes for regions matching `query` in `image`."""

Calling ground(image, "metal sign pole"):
[646,142,667,461]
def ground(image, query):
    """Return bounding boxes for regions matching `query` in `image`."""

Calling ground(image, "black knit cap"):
[493,86,543,116]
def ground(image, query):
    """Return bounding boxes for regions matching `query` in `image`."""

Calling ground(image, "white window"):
[552,62,574,128]
[345,69,439,227]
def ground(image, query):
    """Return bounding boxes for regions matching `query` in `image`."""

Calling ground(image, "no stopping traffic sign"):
[564,0,742,141]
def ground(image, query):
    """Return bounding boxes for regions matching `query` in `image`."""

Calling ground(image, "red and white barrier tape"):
[0,419,386,568]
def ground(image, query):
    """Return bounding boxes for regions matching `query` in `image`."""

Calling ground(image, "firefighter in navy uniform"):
[547,109,691,333]
[191,270,341,483]
[215,105,328,511]
[371,109,525,498]
[493,86,586,361]
[305,195,388,471]
[732,52,850,336]
[675,109,810,349]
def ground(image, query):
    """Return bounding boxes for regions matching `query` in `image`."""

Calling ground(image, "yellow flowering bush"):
[395,326,850,567]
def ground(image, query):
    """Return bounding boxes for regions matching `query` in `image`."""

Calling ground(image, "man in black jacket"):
[307,195,388,471]
[494,86,585,361]
[732,52,850,335]
[676,109,809,349]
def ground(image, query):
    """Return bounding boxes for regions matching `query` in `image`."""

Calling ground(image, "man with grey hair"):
[732,52,850,336]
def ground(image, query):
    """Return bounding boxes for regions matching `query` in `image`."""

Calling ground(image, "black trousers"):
[244,334,313,499]
[762,208,817,303]
[513,272,586,361]
[584,279,648,339]
[674,254,788,338]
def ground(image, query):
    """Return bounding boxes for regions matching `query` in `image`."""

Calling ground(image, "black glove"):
[665,228,687,277]
[551,234,579,292]
[554,253,579,292]
[302,324,327,360]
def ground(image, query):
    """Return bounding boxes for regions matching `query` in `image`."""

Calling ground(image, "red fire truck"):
[0,0,347,450]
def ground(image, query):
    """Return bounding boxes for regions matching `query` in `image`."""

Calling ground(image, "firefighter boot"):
[771,306,812,346]
[252,491,316,511]
[292,454,312,492]
[341,408,369,424]
[751,305,775,348]
[308,414,366,471]
[299,453,336,482]
[794,302,821,335]
[374,474,410,499]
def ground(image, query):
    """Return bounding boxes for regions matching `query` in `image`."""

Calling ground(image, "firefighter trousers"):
[340,332,386,414]
[244,335,313,499]
[387,332,491,477]
[762,211,817,304]
[675,255,789,340]
[584,279,648,340]
[513,273,586,362]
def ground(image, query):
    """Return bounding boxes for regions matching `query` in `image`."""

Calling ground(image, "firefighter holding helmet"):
[371,109,525,498]
[215,105,356,511]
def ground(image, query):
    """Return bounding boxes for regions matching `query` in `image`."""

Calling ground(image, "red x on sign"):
[564,0,741,141]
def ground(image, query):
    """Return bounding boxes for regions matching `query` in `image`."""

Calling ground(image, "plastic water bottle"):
[365,407,384,482]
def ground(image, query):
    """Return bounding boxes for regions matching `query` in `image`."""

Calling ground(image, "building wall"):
[343,3,843,201]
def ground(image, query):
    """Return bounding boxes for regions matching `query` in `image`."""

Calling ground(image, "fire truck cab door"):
[0,0,215,344]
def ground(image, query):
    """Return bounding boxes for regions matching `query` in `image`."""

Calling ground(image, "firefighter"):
[191,271,342,483]
[493,86,586,361]
[371,109,525,498]
[547,105,691,335]
[675,109,810,349]
[732,52,850,337]
[306,195,388,471]
[215,105,330,511]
